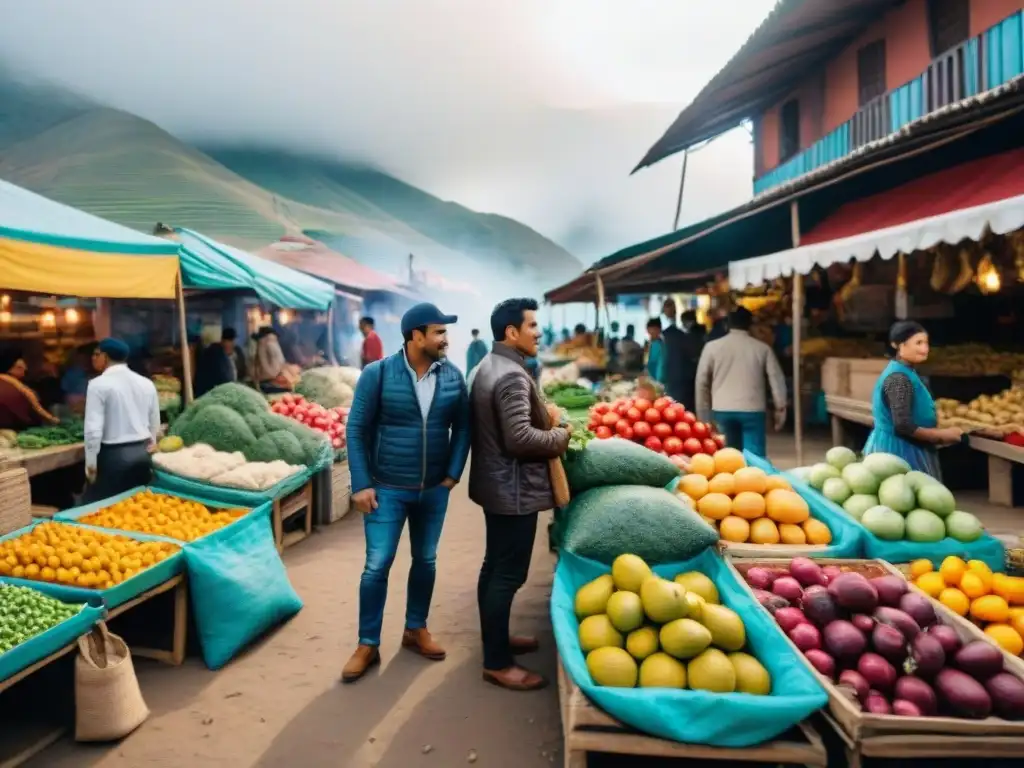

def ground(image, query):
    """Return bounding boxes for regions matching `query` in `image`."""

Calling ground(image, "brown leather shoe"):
[510,635,539,655]
[482,665,548,691]
[401,628,446,661]
[341,645,380,683]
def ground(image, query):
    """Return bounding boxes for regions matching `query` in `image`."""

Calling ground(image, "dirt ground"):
[20,431,1024,767]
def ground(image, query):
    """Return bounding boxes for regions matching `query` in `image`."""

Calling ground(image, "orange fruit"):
[939,556,967,586]
[960,572,989,600]
[707,473,736,496]
[939,587,970,616]
[749,518,780,544]
[697,493,733,521]
[765,489,810,524]
[719,515,750,543]
[1010,612,1024,639]
[712,447,746,475]
[778,523,807,545]
[679,474,710,501]
[733,467,768,495]
[688,454,716,479]
[909,559,934,579]
[993,575,1024,606]
[984,624,1024,656]
[970,594,1010,623]
[732,491,767,520]
[916,572,946,599]
[765,475,792,492]
[802,518,832,545]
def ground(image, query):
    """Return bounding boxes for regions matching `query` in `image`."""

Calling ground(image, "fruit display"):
[270,393,347,451]
[154,442,309,491]
[909,557,1024,656]
[587,396,724,467]
[75,489,248,542]
[795,448,984,544]
[923,344,1024,377]
[0,583,86,655]
[739,558,1024,720]
[0,523,179,589]
[677,448,832,547]
[575,553,770,693]
[936,387,1024,432]
[154,374,182,412]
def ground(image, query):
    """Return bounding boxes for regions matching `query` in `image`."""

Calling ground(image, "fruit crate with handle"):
[727,556,1024,768]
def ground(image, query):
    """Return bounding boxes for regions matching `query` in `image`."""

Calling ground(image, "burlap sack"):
[75,623,149,742]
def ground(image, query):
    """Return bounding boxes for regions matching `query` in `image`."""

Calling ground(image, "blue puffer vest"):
[347,352,471,493]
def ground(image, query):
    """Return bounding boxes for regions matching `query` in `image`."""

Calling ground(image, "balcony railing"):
[753,10,1023,196]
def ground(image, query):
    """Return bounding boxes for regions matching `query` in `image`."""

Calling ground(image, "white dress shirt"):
[83,364,161,469]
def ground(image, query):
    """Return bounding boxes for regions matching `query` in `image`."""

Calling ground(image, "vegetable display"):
[13,416,85,449]
[739,558,1024,720]
[294,366,359,409]
[0,523,179,589]
[545,383,597,411]
[795,448,985,544]
[76,489,248,542]
[575,553,770,693]
[678,449,832,547]
[909,557,1024,656]
[169,383,330,468]
[153,443,304,491]
[0,584,85,655]
[270,393,347,451]
[587,396,725,469]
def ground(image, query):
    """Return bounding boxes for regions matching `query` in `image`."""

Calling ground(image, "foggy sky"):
[0,0,774,263]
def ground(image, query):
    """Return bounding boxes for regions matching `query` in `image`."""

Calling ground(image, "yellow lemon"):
[915,572,946,599]
[909,559,934,579]
[939,556,967,586]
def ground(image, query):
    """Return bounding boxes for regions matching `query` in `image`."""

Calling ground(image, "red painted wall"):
[971,0,1024,35]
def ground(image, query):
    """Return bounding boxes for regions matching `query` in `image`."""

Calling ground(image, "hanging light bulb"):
[0,311,10,324]
[976,253,1001,295]
[40,311,56,328]
[0,295,9,309]
[983,269,1001,293]
[277,309,292,325]
[64,307,80,325]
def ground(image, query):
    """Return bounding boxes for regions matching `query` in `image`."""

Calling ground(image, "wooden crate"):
[329,461,352,524]
[273,480,313,552]
[821,357,887,402]
[728,556,1024,768]
[557,661,827,768]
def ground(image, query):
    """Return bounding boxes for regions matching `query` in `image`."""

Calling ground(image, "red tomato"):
[702,438,718,454]
[281,393,295,405]
[682,411,697,425]
[673,421,692,439]
[644,436,663,453]
[653,422,672,439]
[644,408,662,424]
[663,436,683,455]
[619,425,635,441]
[595,426,613,439]
[632,421,652,440]
[615,419,633,437]
[713,433,726,448]
[614,401,631,416]
[692,421,709,439]
[593,402,610,416]
[601,412,619,427]
[661,406,680,424]
[626,407,643,423]
[682,437,703,456]
[653,397,672,412]
[634,398,652,413]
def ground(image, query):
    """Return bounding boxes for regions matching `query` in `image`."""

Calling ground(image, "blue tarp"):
[175,228,334,310]
[552,549,827,747]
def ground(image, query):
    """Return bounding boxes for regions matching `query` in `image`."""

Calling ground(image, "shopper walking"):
[469,298,571,691]
[466,328,488,374]
[342,303,471,683]
[82,338,160,502]
[694,308,786,457]
[359,316,384,369]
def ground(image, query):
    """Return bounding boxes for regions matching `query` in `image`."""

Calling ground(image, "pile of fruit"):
[678,449,832,546]
[936,387,1024,432]
[587,396,724,465]
[923,344,1024,377]
[78,489,247,542]
[797,448,984,544]
[574,553,770,693]
[270,393,347,451]
[743,558,1024,719]
[0,523,179,589]
[910,557,1024,656]
[0,583,86,655]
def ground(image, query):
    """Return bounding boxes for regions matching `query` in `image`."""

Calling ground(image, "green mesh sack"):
[563,438,680,494]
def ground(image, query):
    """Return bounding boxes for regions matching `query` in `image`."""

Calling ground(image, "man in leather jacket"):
[469,298,571,691]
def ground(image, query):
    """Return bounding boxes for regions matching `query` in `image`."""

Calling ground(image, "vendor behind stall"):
[194,327,239,398]
[0,350,59,430]
[253,326,299,393]
[83,338,160,502]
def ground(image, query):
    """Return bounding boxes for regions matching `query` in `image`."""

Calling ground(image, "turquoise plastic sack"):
[0,520,184,610]
[552,549,827,747]
[744,451,865,558]
[184,505,302,669]
[151,468,311,508]
[0,591,104,683]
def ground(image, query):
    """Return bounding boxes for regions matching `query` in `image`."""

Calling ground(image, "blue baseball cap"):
[401,303,458,336]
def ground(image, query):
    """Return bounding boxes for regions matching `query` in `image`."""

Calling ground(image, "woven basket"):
[75,623,149,742]
[0,469,31,536]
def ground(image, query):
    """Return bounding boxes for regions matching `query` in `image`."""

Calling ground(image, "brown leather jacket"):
[468,344,570,515]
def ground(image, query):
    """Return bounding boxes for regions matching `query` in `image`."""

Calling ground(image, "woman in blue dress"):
[863,321,964,478]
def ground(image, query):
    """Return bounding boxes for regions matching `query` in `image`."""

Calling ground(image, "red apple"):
[702,438,718,454]
[653,422,673,439]
[692,421,709,439]
[595,426,613,439]
[682,437,703,456]
[663,436,683,455]
[682,411,697,425]
[673,421,692,439]
[632,421,652,440]
[644,436,663,453]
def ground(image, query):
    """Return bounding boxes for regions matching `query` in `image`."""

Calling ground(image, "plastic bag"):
[184,506,303,669]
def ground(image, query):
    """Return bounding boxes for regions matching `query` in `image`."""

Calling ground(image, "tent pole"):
[327,304,338,365]
[672,150,689,231]
[595,273,607,331]
[790,201,804,467]
[176,272,194,404]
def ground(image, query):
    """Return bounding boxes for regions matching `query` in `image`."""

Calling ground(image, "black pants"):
[83,440,152,504]
[477,511,538,671]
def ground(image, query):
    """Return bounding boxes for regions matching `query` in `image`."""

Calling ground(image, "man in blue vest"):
[342,303,472,683]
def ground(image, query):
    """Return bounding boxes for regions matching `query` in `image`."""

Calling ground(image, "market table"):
[0,445,84,477]
[968,436,1024,507]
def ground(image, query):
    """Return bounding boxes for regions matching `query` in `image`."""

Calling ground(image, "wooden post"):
[595,272,609,333]
[895,252,909,319]
[175,272,194,404]
[326,304,338,365]
[672,150,689,231]
[790,201,804,467]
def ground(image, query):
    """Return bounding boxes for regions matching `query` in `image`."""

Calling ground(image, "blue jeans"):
[358,485,451,646]
[712,410,767,458]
